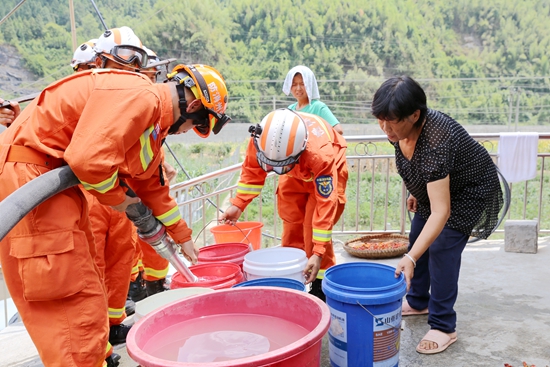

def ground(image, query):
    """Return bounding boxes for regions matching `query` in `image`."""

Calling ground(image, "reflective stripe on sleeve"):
[155,206,182,227]
[81,170,119,194]
[236,182,263,195]
[312,228,332,242]
[108,307,125,319]
[139,125,155,171]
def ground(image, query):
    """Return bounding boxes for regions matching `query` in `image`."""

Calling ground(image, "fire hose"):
[0,165,197,283]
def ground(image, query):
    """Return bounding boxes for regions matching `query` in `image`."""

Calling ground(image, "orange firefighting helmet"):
[167,64,230,138]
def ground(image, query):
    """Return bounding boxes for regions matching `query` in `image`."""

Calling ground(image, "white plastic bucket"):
[134,287,214,323]
[243,247,308,282]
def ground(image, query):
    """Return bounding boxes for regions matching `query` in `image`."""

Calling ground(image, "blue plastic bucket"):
[232,277,307,292]
[322,262,407,367]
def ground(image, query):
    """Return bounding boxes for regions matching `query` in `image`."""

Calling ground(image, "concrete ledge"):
[504,220,538,253]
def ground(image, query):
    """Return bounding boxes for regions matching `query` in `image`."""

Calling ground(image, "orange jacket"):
[1,69,192,243]
[231,112,347,252]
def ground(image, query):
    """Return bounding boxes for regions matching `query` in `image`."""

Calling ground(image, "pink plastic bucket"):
[198,242,251,270]
[170,263,244,290]
[126,287,330,367]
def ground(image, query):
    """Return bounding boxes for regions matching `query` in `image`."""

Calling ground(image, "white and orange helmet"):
[141,46,161,82]
[93,26,148,69]
[70,39,98,71]
[251,108,309,175]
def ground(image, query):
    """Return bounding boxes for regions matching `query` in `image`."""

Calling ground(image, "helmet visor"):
[256,159,296,175]
[253,138,302,175]
[206,108,231,135]
[111,45,148,68]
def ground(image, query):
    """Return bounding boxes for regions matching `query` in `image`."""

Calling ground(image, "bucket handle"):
[193,219,217,244]
[356,301,403,331]
[232,223,254,251]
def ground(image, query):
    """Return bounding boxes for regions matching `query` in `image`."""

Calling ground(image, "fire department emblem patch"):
[315,175,333,198]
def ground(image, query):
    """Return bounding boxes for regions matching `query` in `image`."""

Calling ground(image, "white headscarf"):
[282,65,320,101]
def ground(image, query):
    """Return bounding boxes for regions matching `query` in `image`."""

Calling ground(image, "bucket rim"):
[210,221,264,233]
[134,287,214,322]
[323,262,407,305]
[172,262,242,286]
[243,247,307,266]
[126,287,330,367]
[198,242,250,261]
[232,278,307,292]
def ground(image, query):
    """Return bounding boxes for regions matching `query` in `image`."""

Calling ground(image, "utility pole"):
[68,0,77,51]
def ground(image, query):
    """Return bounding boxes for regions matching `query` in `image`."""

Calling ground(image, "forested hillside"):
[1,0,549,126]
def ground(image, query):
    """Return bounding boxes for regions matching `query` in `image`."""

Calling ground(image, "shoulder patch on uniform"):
[315,175,333,198]
[153,123,161,141]
[311,127,325,137]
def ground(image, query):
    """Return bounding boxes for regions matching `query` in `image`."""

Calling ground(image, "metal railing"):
[170,133,550,248]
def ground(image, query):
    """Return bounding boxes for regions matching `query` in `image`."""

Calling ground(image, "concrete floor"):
[2,237,549,367]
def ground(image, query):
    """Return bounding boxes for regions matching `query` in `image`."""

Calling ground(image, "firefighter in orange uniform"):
[222,108,348,301]
[0,62,230,366]
[70,35,138,365]
[128,46,174,298]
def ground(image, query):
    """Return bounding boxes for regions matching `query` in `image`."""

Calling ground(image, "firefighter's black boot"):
[109,324,132,345]
[105,352,121,367]
[128,271,147,302]
[145,278,168,297]
[308,278,326,302]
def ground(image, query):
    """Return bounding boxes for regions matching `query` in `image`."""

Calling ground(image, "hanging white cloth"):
[498,132,539,183]
[282,65,320,101]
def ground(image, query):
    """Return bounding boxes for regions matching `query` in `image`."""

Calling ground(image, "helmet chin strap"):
[168,83,209,135]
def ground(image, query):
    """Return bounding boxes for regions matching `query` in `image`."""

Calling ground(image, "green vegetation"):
[1,0,549,126]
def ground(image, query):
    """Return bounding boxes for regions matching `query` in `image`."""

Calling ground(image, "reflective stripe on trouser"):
[103,342,114,366]
[0,162,109,367]
[139,237,169,281]
[278,179,338,275]
[131,259,143,280]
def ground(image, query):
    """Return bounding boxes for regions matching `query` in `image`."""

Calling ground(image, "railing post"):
[400,181,407,235]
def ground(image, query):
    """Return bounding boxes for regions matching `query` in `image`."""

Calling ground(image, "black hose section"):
[120,181,159,235]
[0,165,79,241]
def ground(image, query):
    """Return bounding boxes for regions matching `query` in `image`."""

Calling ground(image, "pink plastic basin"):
[170,262,244,290]
[126,287,330,367]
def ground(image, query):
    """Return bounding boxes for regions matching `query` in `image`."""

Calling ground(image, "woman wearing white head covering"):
[282,65,343,135]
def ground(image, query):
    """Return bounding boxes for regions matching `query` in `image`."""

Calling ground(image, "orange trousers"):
[83,190,137,326]
[277,175,346,277]
[0,162,108,367]
[131,237,169,282]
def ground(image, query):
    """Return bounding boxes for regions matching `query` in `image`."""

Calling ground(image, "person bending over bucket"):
[221,108,348,302]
